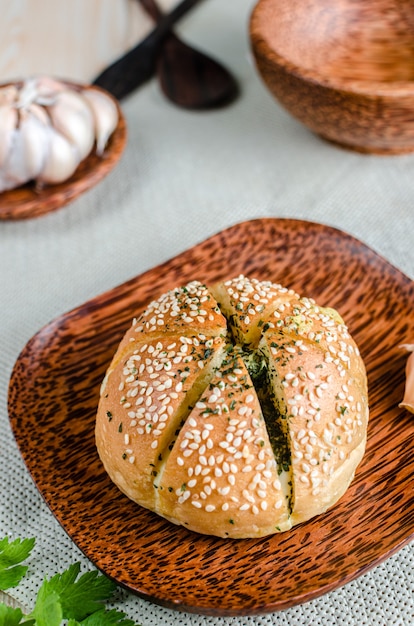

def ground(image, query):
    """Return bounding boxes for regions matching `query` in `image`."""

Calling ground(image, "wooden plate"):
[0,83,127,220]
[8,219,414,616]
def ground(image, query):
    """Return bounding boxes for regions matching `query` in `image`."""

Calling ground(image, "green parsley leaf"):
[0,538,140,625]
[0,538,35,591]
[32,563,117,622]
[0,604,26,626]
[29,587,62,626]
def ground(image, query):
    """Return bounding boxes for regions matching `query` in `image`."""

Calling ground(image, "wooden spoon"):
[139,0,239,109]
[93,0,205,100]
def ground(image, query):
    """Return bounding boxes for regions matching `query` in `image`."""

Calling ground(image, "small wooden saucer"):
[0,83,127,220]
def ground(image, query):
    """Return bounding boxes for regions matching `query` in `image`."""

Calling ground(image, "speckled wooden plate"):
[8,219,414,616]
[0,83,127,220]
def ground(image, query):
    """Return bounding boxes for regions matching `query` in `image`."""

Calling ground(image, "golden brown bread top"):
[131,280,227,337]
[97,333,226,511]
[156,348,291,537]
[96,275,369,538]
[210,275,301,347]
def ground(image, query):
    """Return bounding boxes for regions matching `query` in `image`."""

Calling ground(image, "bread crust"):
[155,349,292,538]
[96,276,369,538]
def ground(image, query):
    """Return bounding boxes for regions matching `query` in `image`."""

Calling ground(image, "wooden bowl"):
[250,0,414,154]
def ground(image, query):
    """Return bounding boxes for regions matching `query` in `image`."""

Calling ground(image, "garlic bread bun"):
[96,276,368,538]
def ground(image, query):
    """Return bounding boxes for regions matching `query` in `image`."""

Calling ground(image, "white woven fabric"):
[1,0,413,624]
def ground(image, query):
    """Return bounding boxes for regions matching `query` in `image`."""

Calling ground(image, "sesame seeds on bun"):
[95,276,368,538]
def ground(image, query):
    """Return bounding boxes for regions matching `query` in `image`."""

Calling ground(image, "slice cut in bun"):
[96,276,369,538]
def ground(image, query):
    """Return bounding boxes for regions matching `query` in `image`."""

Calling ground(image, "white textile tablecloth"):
[0,1,413,624]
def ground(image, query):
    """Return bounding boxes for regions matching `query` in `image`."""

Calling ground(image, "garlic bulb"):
[399,344,414,414]
[37,126,79,185]
[0,105,17,167]
[47,90,95,161]
[0,76,119,193]
[6,108,48,182]
[82,88,119,156]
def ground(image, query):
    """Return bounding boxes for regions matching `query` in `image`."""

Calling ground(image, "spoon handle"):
[92,0,205,99]
[139,0,164,22]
